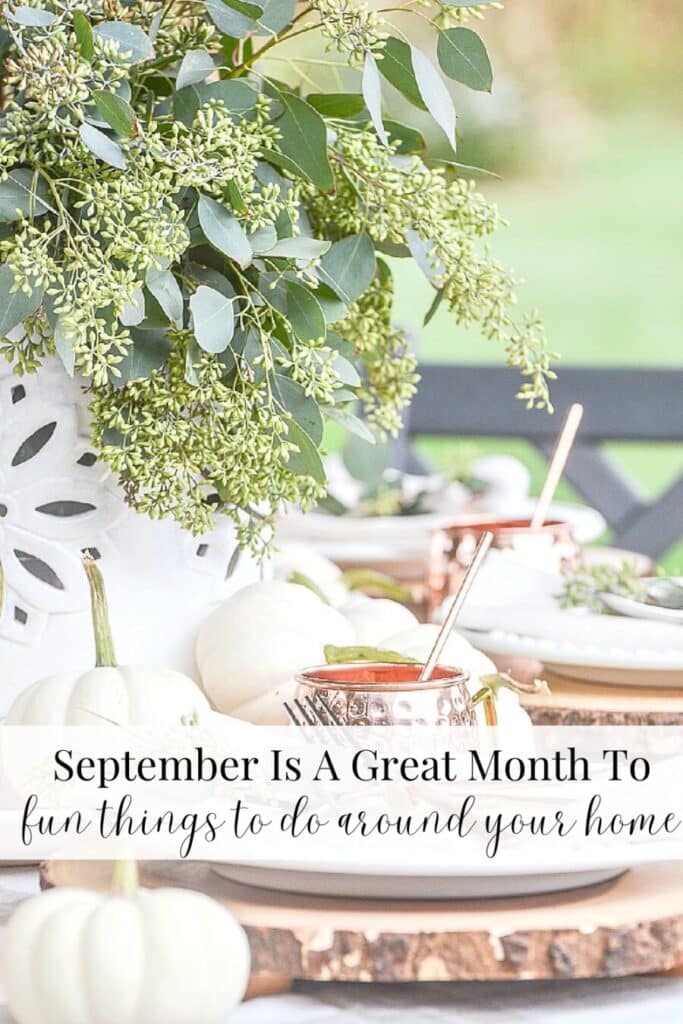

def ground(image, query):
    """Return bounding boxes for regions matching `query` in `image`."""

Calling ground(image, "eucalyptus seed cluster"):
[148,99,282,221]
[436,1,503,28]
[336,265,419,434]
[313,0,388,66]
[310,128,555,409]
[2,31,126,149]
[90,337,325,555]
[0,0,552,551]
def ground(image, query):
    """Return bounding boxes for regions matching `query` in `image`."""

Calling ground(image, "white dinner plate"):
[461,622,683,687]
[213,860,625,899]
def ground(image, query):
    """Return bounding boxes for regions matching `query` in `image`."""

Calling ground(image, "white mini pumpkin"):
[196,580,354,718]
[1,864,250,1024]
[342,595,418,646]
[5,557,208,727]
[380,623,535,745]
[271,544,349,606]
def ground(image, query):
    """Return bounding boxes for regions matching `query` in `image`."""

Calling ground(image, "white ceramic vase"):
[0,357,258,708]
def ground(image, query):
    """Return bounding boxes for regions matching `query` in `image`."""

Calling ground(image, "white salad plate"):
[600,578,683,627]
[213,856,628,900]
[460,613,683,687]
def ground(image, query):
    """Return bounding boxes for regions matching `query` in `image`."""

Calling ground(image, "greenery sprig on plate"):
[557,562,646,614]
[0,0,554,553]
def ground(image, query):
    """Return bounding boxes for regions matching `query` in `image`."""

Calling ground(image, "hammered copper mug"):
[295,662,476,727]
[426,516,581,618]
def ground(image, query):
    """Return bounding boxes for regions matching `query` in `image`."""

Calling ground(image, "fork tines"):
[284,694,341,727]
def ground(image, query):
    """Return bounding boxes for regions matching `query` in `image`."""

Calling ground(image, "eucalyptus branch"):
[228,4,316,76]
[0,0,551,555]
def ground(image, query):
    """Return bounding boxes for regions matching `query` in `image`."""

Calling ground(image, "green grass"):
[390,114,683,569]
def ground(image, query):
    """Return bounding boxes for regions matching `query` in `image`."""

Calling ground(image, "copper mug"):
[295,662,476,727]
[426,516,581,618]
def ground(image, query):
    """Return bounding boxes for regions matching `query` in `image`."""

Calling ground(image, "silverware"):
[530,402,584,528]
[420,531,493,681]
[284,693,344,727]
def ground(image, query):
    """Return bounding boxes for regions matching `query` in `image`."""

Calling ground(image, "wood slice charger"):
[489,655,683,725]
[41,860,683,985]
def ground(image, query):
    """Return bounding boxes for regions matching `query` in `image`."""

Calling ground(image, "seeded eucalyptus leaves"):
[0,0,553,553]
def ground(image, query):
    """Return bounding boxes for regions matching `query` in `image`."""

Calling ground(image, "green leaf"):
[287,420,326,483]
[385,120,425,154]
[316,284,345,324]
[119,286,145,326]
[437,26,492,92]
[267,236,330,261]
[317,233,375,305]
[0,264,43,337]
[117,330,172,382]
[378,37,426,111]
[343,434,390,485]
[185,336,203,385]
[406,227,443,284]
[198,194,252,269]
[93,90,138,137]
[190,285,235,353]
[176,48,215,90]
[283,280,325,342]
[411,46,456,151]
[93,21,154,63]
[306,93,365,118]
[326,330,358,360]
[202,0,290,33]
[72,11,94,60]
[174,79,258,125]
[362,52,388,147]
[323,404,376,444]
[200,78,258,109]
[274,373,324,445]
[324,644,417,665]
[0,170,52,222]
[329,353,360,387]
[146,267,184,324]
[53,319,76,376]
[204,0,261,38]
[267,92,333,190]
[248,224,277,253]
[79,123,126,169]
[343,568,414,603]
[6,7,55,26]
[423,287,445,326]
[189,265,236,299]
[258,0,296,33]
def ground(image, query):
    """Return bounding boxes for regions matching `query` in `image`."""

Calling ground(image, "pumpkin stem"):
[83,555,117,668]
[111,860,139,896]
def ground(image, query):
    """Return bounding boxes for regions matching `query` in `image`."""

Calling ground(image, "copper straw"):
[419,530,493,682]
[530,403,584,529]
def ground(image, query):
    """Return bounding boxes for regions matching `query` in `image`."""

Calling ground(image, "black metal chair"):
[394,365,683,558]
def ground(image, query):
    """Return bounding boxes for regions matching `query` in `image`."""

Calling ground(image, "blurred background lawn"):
[289,0,683,566]
[389,1,683,568]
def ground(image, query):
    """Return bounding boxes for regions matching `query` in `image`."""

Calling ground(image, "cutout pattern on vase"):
[0,358,257,702]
